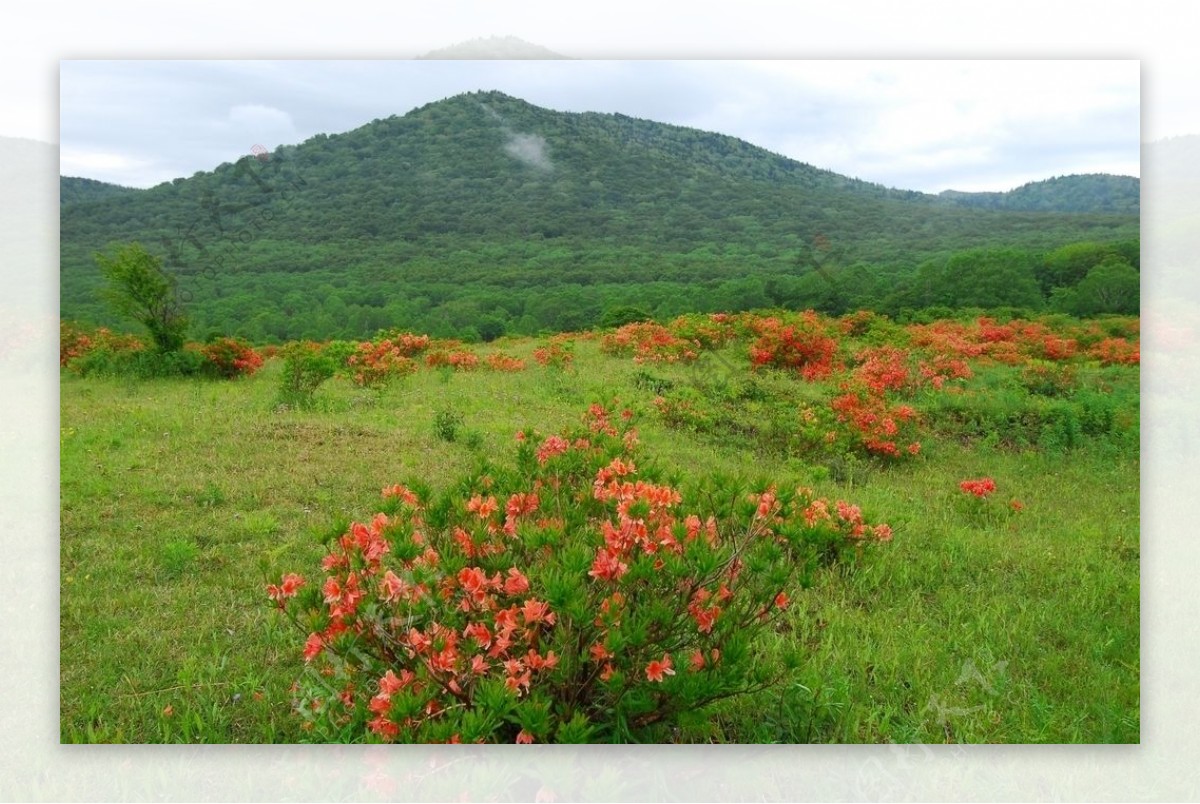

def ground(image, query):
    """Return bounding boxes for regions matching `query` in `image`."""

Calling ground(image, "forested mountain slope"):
[60,91,1139,341]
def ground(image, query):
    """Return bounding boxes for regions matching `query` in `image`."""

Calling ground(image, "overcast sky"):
[59,59,1139,194]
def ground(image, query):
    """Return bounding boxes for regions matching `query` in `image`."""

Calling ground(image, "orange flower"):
[303,633,324,662]
[521,598,555,626]
[367,715,399,740]
[267,572,304,605]
[516,730,534,744]
[380,570,406,603]
[645,653,675,683]
[960,478,997,498]
[504,567,530,596]
[588,548,628,582]
[463,621,493,649]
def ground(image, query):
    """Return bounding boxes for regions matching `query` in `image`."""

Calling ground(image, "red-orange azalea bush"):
[60,321,145,371]
[199,337,264,379]
[269,404,892,743]
[346,340,419,388]
[532,339,575,369]
[747,313,838,381]
[601,322,701,364]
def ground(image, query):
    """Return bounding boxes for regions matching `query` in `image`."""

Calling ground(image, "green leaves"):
[94,242,189,352]
[273,402,893,743]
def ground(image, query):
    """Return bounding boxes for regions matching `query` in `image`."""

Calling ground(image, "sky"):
[58,59,1141,194]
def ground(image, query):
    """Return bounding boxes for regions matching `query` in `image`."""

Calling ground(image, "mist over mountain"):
[59,91,1139,341]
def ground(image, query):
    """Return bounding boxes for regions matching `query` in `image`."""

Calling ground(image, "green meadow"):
[59,322,1139,743]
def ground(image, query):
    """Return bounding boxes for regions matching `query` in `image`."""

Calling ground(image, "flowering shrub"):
[60,321,95,367]
[199,337,264,379]
[601,322,700,364]
[60,322,145,371]
[268,405,892,743]
[830,389,921,459]
[837,310,879,337]
[852,346,913,395]
[425,349,480,371]
[1089,338,1139,366]
[959,477,997,498]
[909,318,1080,365]
[346,340,419,388]
[667,313,738,350]
[373,331,432,357]
[486,352,527,373]
[748,313,838,381]
[916,354,973,389]
[532,339,574,369]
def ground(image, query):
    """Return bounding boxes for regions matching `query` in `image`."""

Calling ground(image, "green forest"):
[60,90,1139,343]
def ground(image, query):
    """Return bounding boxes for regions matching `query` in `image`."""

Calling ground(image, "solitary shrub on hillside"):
[268,404,892,743]
[278,342,337,408]
[200,337,265,379]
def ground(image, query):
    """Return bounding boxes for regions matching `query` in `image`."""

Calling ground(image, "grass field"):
[59,320,1139,743]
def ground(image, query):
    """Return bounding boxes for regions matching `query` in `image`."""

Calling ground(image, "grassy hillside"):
[60,310,1139,743]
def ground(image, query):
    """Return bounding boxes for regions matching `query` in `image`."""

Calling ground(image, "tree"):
[1061,258,1140,315]
[95,242,188,352]
[1036,241,1118,293]
[599,305,653,329]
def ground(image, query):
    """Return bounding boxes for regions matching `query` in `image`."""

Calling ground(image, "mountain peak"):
[417,36,569,60]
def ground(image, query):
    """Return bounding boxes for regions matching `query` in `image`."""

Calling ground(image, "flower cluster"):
[601,322,700,364]
[1089,337,1139,366]
[371,331,432,357]
[486,352,527,372]
[747,313,838,381]
[532,339,574,368]
[269,404,892,743]
[199,337,265,379]
[829,390,921,459]
[345,340,419,388]
[959,477,997,498]
[666,313,738,350]
[59,321,145,369]
[908,318,1081,365]
[425,349,480,371]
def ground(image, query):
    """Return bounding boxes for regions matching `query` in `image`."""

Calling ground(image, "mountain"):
[59,91,1139,342]
[418,36,569,59]
[938,174,1140,214]
[60,176,142,206]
